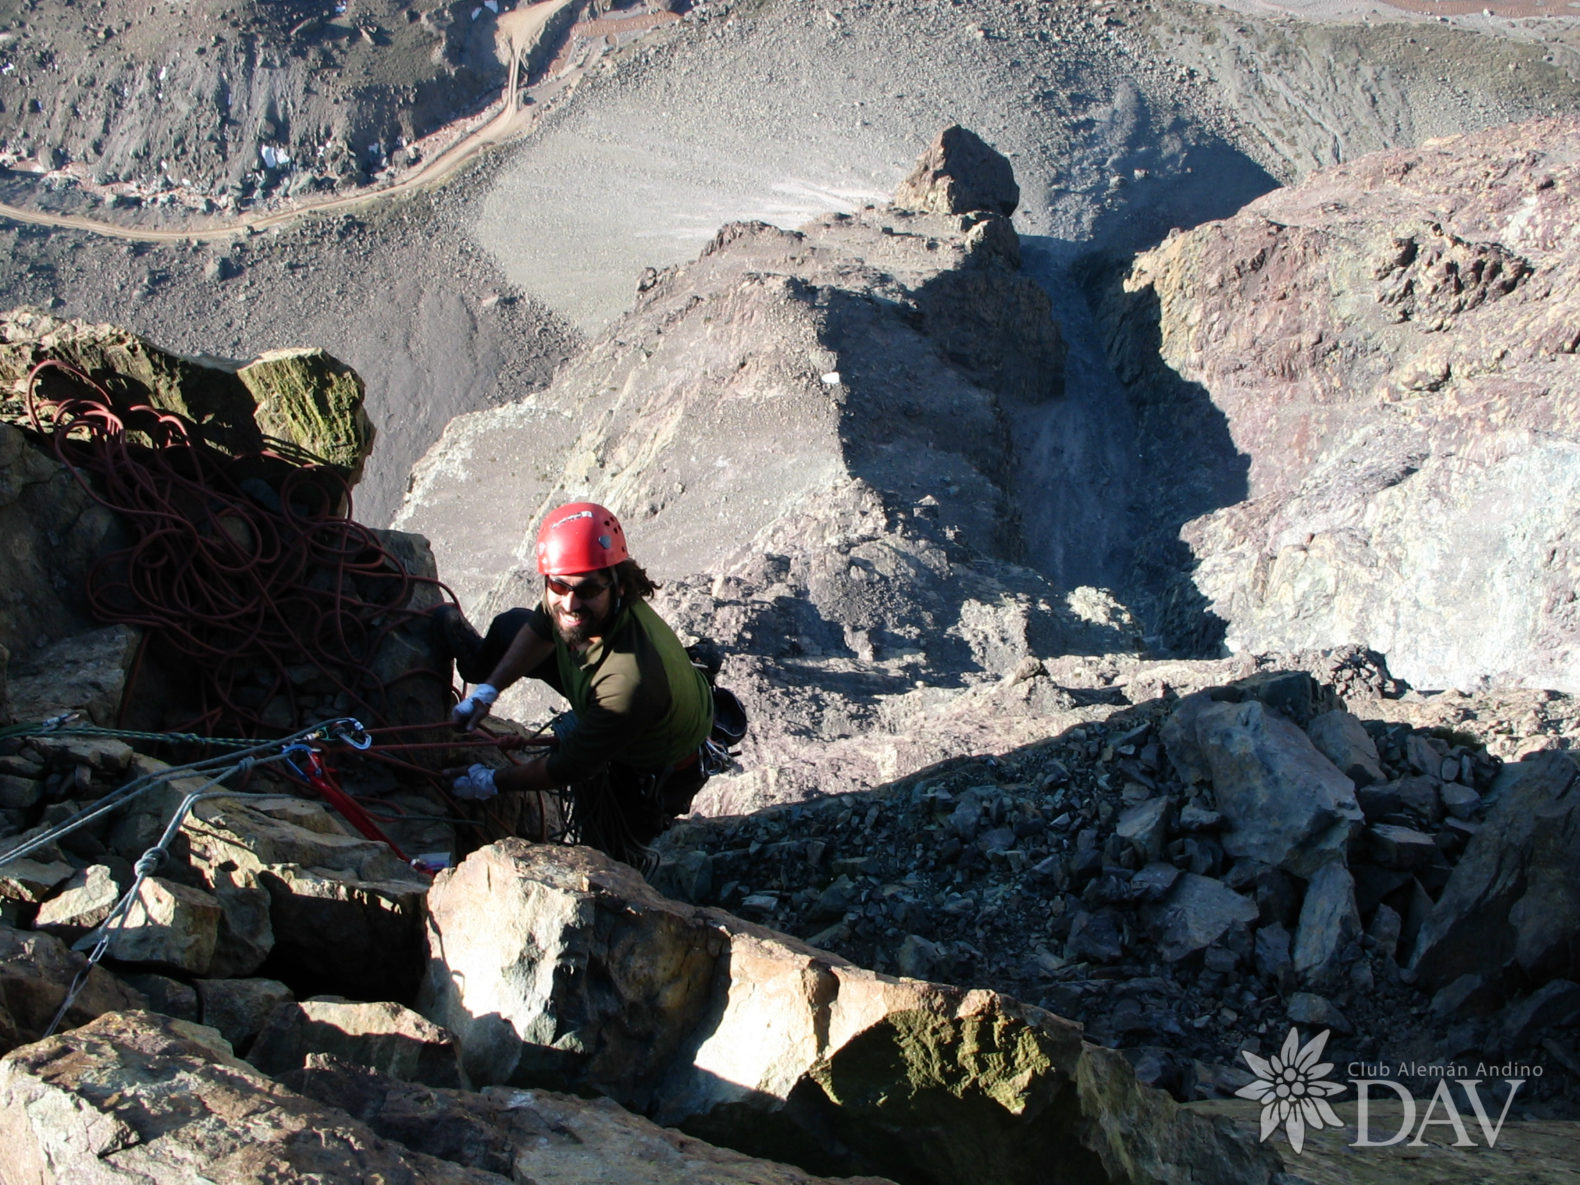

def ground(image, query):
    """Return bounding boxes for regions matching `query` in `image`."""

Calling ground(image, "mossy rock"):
[0,310,260,448]
[0,311,373,488]
[238,347,374,484]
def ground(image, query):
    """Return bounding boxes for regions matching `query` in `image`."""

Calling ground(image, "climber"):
[433,501,717,868]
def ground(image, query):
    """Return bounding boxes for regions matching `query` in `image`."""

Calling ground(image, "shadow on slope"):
[1005,131,1275,655]
[1083,267,1248,655]
[660,654,1579,1122]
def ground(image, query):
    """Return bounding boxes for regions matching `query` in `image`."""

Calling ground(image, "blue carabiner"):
[280,742,317,782]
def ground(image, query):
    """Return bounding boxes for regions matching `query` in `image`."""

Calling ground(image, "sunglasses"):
[545,573,613,599]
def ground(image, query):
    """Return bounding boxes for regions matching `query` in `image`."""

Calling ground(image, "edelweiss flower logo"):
[1235,1026,1346,1154]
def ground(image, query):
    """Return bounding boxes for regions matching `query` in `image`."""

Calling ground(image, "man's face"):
[545,570,616,646]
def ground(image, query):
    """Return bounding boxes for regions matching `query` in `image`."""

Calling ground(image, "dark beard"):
[558,619,594,647]
[554,602,615,648]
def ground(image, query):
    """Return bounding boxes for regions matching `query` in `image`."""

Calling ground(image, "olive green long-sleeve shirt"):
[524,597,714,783]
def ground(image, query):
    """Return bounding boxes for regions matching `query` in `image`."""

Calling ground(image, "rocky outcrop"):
[1161,686,1363,878]
[249,997,468,1089]
[1,644,1576,1172]
[0,311,374,490]
[0,314,446,739]
[418,838,1278,1185]
[285,1052,903,1185]
[1408,748,1580,991]
[1102,116,1580,692]
[0,1007,906,1185]
[894,124,1020,219]
[398,131,1130,809]
[0,925,149,1050]
[0,422,131,661]
[237,347,374,485]
[655,661,1577,1113]
[178,794,433,1000]
[0,745,434,1048]
[0,1011,510,1184]
[0,326,457,1045]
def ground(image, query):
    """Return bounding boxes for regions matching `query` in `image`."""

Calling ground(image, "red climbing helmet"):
[535,501,629,575]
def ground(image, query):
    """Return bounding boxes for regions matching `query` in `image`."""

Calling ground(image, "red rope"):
[18,363,582,858]
[21,359,461,739]
[285,748,431,876]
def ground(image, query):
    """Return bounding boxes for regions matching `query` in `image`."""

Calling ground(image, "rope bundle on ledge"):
[21,358,454,739]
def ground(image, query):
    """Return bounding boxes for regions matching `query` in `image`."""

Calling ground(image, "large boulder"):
[0,1010,898,1185]
[0,314,444,740]
[205,867,276,979]
[3,625,142,729]
[104,876,224,976]
[32,863,124,942]
[894,124,1021,218]
[178,793,424,882]
[1305,709,1385,788]
[418,840,1278,1185]
[0,1011,503,1184]
[1161,693,1363,878]
[188,792,431,994]
[0,312,372,485]
[249,997,468,1090]
[0,925,149,1056]
[0,420,129,661]
[1408,749,1580,988]
[284,1052,904,1185]
[1145,873,1260,963]
[1291,861,1362,990]
[236,347,374,487]
[0,856,73,909]
[163,791,430,1000]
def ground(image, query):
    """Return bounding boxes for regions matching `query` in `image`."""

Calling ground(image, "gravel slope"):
[0,0,1576,534]
[470,0,1580,332]
[0,193,579,523]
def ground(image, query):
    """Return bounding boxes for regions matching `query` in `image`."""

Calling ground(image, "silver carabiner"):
[328,718,373,750]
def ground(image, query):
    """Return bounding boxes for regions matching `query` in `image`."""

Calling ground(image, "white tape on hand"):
[452,763,499,801]
[452,682,500,730]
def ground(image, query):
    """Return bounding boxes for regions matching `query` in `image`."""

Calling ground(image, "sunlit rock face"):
[1106,117,1580,693]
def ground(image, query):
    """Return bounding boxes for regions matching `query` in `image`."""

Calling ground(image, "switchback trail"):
[0,98,539,244]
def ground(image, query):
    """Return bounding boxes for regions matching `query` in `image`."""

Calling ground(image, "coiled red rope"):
[21,358,456,739]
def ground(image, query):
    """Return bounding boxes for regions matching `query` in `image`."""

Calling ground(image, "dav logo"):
[1236,1028,1532,1154]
